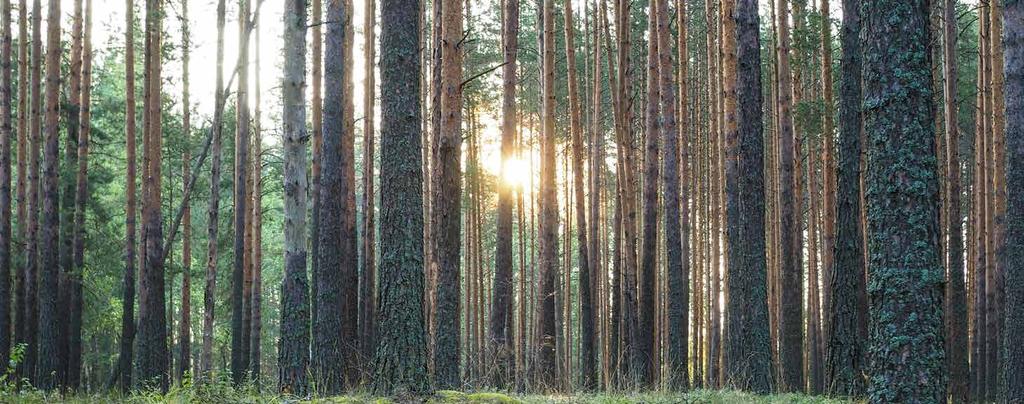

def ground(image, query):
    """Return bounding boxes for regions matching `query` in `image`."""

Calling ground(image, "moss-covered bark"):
[370,0,431,394]
[861,0,945,401]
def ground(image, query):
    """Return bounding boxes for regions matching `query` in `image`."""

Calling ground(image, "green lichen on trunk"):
[861,0,945,401]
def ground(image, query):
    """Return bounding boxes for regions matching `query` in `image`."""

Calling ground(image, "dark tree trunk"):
[68,0,92,389]
[12,0,26,384]
[249,17,263,387]
[201,0,227,379]
[638,0,660,388]
[370,0,430,392]
[490,0,518,387]
[116,0,137,390]
[722,0,773,393]
[314,0,358,393]
[231,0,251,386]
[0,0,11,377]
[431,0,463,389]
[359,0,377,367]
[137,0,168,390]
[278,0,310,395]
[1001,0,1022,400]
[36,0,62,389]
[824,0,866,396]
[942,0,966,400]
[535,0,559,389]
[861,0,945,401]
[309,0,322,332]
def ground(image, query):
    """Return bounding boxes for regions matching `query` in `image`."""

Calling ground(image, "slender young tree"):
[68,0,93,389]
[638,0,660,387]
[278,0,310,395]
[116,0,137,390]
[177,0,192,383]
[359,0,377,364]
[309,0,322,330]
[861,0,945,401]
[537,0,560,388]
[657,0,687,390]
[370,0,430,393]
[36,0,62,389]
[20,0,41,383]
[490,0,518,386]
[59,1,83,383]
[1003,0,1022,400]
[824,0,866,396]
[12,0,25,382]
[249,15,263,385]
[201,0,227,379]
[0,0,10,376]
[231,0,251,385]
[137,0,168,389]
[431,0,463,389]
[723,0,773,393]
[942,0,967,399]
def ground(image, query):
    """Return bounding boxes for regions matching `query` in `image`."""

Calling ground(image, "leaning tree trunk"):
[369,0,430,393]
[723,0,773,394]
[278,0,310,395]
[861,0,945,401]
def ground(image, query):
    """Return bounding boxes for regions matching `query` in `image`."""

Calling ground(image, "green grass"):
[0,387,859,404]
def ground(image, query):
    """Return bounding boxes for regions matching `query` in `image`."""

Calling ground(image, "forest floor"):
[1,387,857,403]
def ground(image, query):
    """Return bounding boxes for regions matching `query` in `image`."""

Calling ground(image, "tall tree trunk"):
[68,0,92,389]
[359,0,377,367]
[819,0,836,346]
[117,0,137,390]
[315,0,358,392]
[309,0,322,331]
[722,0,772,393]
[638,0,660,388]
[861,0,945,401]
[249,16,263,387]
[36,0,62,389]
[137,0,167,389]
[987,1,1004,399]
[176,0,192,384]
[370,0,430,391]
[201,0,226,379]
[657,0,687,390]
[231,0,251,385]
[537,0,559,388]
[0,0,10,377]
[12,0,26,383]
[563,0,594,391]
[773,0,803,391]
[589,0,605,389]
[431,0,463,389]
[1003,1,1023,401]
[824,0,866,395]
[278,0,310,395]
[972,4,990,397]
[942,0,967,399]
[490,0,519,387]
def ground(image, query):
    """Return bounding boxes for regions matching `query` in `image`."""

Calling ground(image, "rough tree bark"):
[723,0,773,393]
[201,0,226,379]
[431,0,463,389]
[537,0,559,388]
[1002,0,1022,400]
[370,0,430,392]
[278,0,310,395]
[359,0,377,365]
[861,0,946,401]
[231,0,251,385]
[638,0,660,388]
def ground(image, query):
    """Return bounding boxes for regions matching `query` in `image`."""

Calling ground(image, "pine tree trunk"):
[824,0,866,395]
[942,0,967,399]
[359,0,377,366]
[722,0,772,393]
[309,0,322,331]
[861,0,945,401]
[201,0,226,380]
[12,0,25,383]
[370,0,430,391]
[1004,2,1023,400]
[536,0,559,389]
[231,0,251,385]
[117,0,137,390]
[137,0,167,389]
[0,0,10,378]
[68,0,92,389]
[637,0,660,388]
[249,17,262,387]
[278,0,310,395]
